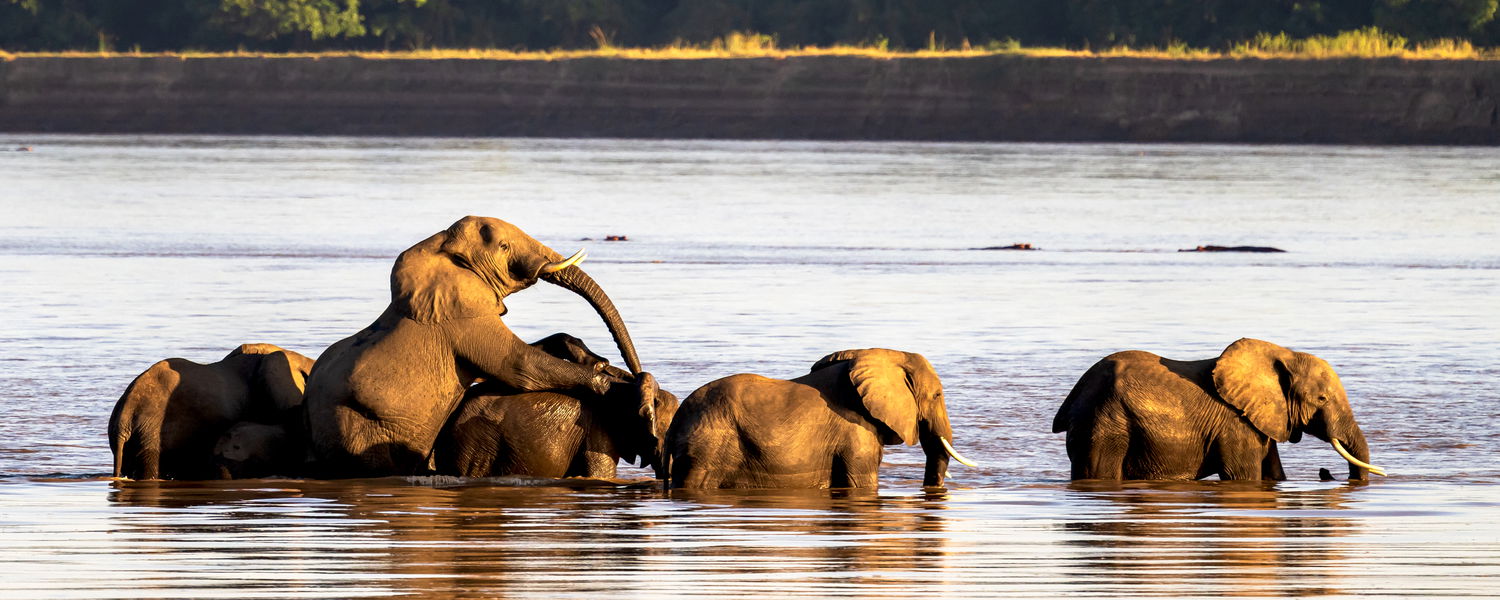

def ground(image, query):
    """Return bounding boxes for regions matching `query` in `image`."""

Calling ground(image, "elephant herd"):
[107,216,1385,487]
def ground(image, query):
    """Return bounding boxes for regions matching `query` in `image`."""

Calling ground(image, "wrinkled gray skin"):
[304,217,655,477]
[109,343,315,480]
[214,421,303,479]
[437,333,677,478]
[1053,338,1375,481]
[666,348,962,490]
[437,387,679,479]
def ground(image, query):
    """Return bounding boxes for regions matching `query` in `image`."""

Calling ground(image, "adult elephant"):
[435,386,679,479]
[1052,338,1386,481]
[436,332,677,479]
[666,348,977,489]
[109,343,315,480]
[304,216,655,476]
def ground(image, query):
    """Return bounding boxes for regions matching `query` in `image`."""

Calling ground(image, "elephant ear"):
[390,236,503,324]
[1212,338,1295,443]
[255,349,309,414]
[843,349,921,446]
[811,349,862,373]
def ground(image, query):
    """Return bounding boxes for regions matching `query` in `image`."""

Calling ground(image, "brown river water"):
[1,136,1497,598]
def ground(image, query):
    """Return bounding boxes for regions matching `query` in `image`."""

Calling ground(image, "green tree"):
[213,0,367,43]
[1375,0,1498,40]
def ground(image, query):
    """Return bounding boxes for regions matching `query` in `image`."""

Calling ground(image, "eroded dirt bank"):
[2,55,1497,143]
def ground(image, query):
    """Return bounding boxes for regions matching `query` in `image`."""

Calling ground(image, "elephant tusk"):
[542,249,588,274]
[1333,439,1387,476]
[940,437,980,468]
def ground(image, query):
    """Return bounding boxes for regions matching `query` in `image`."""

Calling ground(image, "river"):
[1,135,1497,598]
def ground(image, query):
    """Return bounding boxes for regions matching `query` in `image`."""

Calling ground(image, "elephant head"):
[812,348,977,487]
[214,421,300,479]
[615,388,680,477]
[391,216,641,373]
[1212,338,1385,480]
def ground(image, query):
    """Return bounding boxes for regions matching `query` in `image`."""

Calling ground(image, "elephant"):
[1052,338,1386,481]
[665,348,977,490]
[108,343,316,480]
[214,421,303,479]
[303,216,658,476]
[436,332,678,479]
[435,385,679,479]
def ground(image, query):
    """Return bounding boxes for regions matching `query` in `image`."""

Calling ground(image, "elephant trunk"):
[1333,426,1379,480]
[919,429,952,488]
[540,266,643,375]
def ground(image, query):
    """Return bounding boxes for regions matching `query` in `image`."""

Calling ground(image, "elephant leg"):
[568,419,619,478]
[1215,439,1268,481]
[669,454,716,489]
[1261,442,1287,481]
[570,448,619,478]
[529,333,611,371]
[1069,418,1126,480]
[137,438,161,481]
[453,319,611,395]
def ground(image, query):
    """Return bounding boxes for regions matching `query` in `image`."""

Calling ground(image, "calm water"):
[1,135,1497,598]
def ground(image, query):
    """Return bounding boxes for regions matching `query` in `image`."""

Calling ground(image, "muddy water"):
[1,136,1497,598]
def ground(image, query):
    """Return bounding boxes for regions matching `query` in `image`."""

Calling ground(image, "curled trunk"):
[541,266,642,374]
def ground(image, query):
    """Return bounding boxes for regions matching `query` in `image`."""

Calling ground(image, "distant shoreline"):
[2,54,1497,144]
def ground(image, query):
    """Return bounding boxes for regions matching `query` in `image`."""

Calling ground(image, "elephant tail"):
[109,405,127,479]
[1053,358,1114,433]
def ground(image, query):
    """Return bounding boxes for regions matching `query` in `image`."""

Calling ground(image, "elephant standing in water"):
[1053,338,1386,481]
[109,343,315,480]
[436,333,679,479]
[304,216,657,476]
[666,348,977,489]
[437,386,679,479]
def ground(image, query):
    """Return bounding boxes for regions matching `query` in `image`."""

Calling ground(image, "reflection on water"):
[1,477,1496,598]
[1,136,1498,597]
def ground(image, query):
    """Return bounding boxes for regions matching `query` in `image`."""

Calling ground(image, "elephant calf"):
[666,348,977,490]
[1053,338,1386,481]
[435,385,679,479]
[108,343,315,480]
[214,421,304,479]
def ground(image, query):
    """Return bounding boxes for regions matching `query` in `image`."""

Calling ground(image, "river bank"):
[2,54,1498,144]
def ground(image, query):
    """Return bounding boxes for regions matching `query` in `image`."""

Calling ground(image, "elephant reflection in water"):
[1059,481,1360,597]
[109,480,956,597]
[662,489,954,581]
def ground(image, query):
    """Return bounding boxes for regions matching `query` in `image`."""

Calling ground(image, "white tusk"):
[1333,439,1387,476]
[940,437,979,468]
[541,249,587,274]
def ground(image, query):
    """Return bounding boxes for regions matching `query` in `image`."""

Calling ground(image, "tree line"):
[4,0,1498,52]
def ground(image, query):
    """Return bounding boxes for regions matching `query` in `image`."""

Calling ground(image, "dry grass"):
[5,29,1497,61]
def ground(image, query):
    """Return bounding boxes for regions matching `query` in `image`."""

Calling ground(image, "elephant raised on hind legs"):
[1053,338,1385,481]
[303,216,657,477]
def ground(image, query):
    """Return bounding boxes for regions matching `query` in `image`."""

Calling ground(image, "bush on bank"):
[4,0,1500,56]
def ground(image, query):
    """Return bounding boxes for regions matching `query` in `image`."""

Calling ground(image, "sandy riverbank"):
[2,54,1497,143]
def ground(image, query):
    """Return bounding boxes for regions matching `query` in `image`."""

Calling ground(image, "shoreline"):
[3,55,1498,144]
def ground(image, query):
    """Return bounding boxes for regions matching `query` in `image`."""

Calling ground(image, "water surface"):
[1,136,1497,598]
